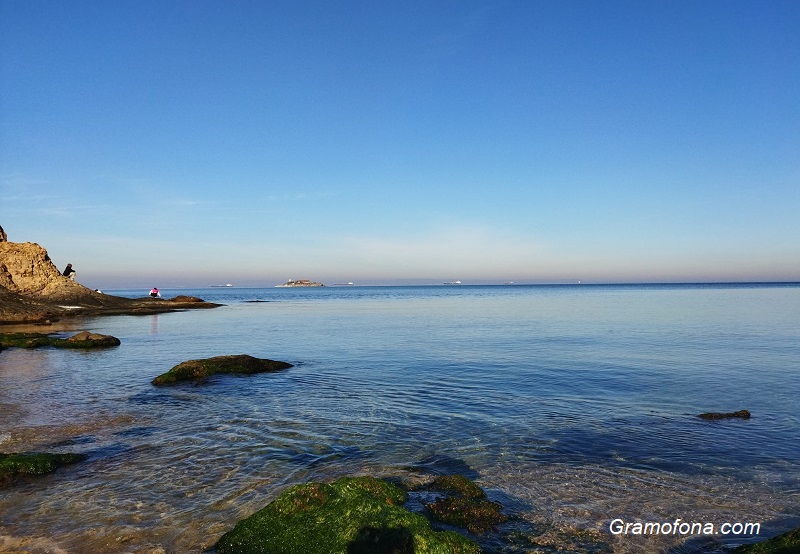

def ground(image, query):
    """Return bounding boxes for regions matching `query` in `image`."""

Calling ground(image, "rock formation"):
[0,228,220,324]
[151,354,293,385]
[0,239,87,299]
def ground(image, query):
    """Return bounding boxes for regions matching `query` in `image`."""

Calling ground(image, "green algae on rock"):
[214,476,480,554]
[0,452,87,485]
[151,354,293,386]
[0,331,120,349]
[735,527,800,553]
[425,475,508,534]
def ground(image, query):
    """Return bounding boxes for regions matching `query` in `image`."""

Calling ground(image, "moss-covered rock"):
[0,452,87,485]
[215,476,480,554]
[735,527,800,553]
[0,331,120,349]
[152,354,293,385]
[425,475,508,534]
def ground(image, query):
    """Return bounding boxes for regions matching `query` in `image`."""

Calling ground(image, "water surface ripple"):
[1,284,798,553]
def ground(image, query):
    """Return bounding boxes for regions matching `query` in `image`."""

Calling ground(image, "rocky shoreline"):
[0,230,220,325]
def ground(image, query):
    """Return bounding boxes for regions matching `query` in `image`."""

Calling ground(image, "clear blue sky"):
[2,1,798,288]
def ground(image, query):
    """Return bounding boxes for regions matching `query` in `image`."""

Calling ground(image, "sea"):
[0,283,798,553]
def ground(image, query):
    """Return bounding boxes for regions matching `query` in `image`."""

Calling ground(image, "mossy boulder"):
[215,476,480,554]
[425,475,508,534]
[152,354,293,386]
[0,331,120,349]
[735,527,800,553]
[0,452,87,486]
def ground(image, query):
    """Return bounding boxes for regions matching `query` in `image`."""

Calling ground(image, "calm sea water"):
[1,283,798,553]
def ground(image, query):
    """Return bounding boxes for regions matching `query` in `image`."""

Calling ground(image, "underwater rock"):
[151,354,293,385]
[734,526,800,553]
[0,452,87,486]
[425,475,508,534]
[214,476,480,554]
[698,410,751,420]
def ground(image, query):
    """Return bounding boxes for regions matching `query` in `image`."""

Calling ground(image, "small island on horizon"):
[275,279,325,288]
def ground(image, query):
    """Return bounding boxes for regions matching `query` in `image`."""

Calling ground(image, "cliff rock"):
[0,232,220,324]
[0,240,88,299]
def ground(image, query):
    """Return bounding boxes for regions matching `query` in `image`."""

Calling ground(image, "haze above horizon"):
[2,1,798,289]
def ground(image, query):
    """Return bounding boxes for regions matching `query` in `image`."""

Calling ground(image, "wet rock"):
[698,410,751,420]
[214,476,480,554]
[425,475,508,534]
[151,354,293,386]
[0,452,87,486]
[165,295,205,302]
[0,331,120,349]
[65,331,121,347]
[735,526,800,552]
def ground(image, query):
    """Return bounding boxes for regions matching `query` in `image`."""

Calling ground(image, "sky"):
[1,0,799,289]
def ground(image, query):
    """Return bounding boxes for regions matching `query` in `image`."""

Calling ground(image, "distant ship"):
[210,283,234,287]
[275,279,325,288]
[443,280,462,285]
[333,282,354,286]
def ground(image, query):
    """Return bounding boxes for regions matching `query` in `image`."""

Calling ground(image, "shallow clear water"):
[1,284,799,553]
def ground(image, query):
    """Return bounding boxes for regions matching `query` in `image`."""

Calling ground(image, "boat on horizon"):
[443,280,462,285]
[333,282,354,286]
[210,283,234,287]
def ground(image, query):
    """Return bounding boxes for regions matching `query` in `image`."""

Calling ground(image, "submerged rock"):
[0,331,120,349]
[0,452,87,486]
[425,475,508,534]
[151,354,293,385]
[214,476,480,554]
[698,410,751,420]
[735,526,800,553]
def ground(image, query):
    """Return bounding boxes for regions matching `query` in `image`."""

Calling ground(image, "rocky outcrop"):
[0,232,221,324]
[0,239,100,299]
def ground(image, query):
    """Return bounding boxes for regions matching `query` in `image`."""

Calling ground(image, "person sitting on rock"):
[63,263,76,280]
[149,287,161,298]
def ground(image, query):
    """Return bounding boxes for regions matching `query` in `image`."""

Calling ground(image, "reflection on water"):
[1,285,799,553]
